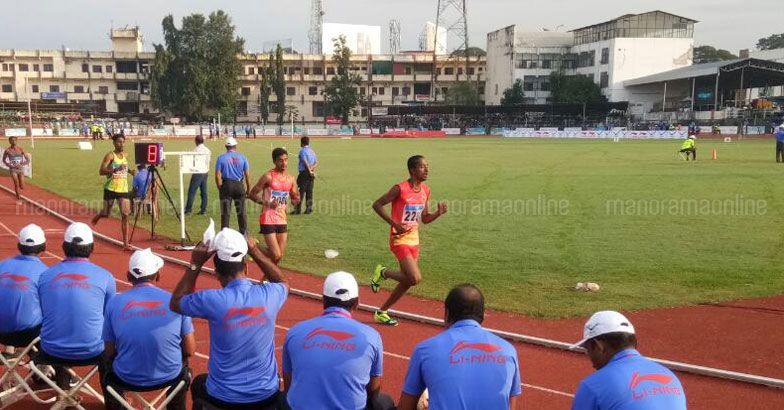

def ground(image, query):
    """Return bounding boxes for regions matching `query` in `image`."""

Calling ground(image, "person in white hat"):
[0,224,48,348]
[571,311,686,409]
[170,229,287,409]
[281,271,393,410]
[102,249,195,410]
[37,222,116,390]
[214,137,251,234]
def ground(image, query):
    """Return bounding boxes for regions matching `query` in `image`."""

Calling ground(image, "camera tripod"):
[130,165,191,243]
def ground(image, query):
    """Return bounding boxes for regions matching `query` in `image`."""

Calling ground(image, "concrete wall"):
[485,26,516,105]
[608,37,693,101]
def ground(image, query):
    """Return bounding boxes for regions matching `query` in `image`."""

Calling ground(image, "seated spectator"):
[570,311,686,410]
[0,224,48,348]
[282,271,393,410]
[102,249,196,410]
[38,222,116,389]
[170,229,288,410]
[398,283,521,410]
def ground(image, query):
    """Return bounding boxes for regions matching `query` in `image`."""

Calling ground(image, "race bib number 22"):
[403,204,424,224]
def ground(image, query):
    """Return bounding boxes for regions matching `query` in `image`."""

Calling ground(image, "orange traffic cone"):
[712,149,717,160]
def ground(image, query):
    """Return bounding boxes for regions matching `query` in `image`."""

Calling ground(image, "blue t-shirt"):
[0,255,48,333]
[103,283,194,387]
[572,349,686,410]
[133,168,150,199]
[38,258,116,359]
[215,151,249,182]
[283,307,383,410]
[297,146,317,173]
[180,279,287,403]
[776,130,784,143]
[402,320,522,410]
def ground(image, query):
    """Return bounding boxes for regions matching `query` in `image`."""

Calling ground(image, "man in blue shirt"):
[399,284,521,410]
[38,222,116,390]
[775,124,784,163]
[283,271,393,410]
[170,228,288,410]
[570,311,686,410]
[292,136,318,215]
[215,137,251,234]
[0,224,48,347]
[102,249,196,410]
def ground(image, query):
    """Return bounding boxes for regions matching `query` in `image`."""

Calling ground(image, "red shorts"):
[390,244,420,261]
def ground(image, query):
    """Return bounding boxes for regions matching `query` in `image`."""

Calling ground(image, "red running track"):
[1,180,783,409]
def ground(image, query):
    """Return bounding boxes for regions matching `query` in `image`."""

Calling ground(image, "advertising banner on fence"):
[307,128,329,136]
[151,129,168,136]
[502,129,687,139]
[744,126,766,135]
[31,128,54,136]
[466,127,486,135]
[442,128,461,135]
[359,128,373,135]
[58,129,79,136]
[718,126,739,135]
[4,129,27,137]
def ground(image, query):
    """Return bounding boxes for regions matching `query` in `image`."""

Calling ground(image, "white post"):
[178,157,186,246]
[290,113,294,140]
[26,78,34,149]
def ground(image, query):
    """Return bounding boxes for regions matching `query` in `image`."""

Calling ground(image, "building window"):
[542,60,552,69]
[326,67,335,75]
[308,86,318,96]
[478,67,484,72]
[303,67,310,75]
[74,85,85,93]
[33,64,40,72]
[524,82,534,91]
[1,84,12,92]
[248,67,255,75]
[402,86,411,96]
[98,86,109,94]
[49,85,60,92]
[467,67,475,75]
[2,64,10,71]
[540,82,551,91]
[392,87,399,96]
[377,87,385,95]
[495,84,498,95]
[601,48,609,64]
[117,81,138,91]
[600,72,609,88]
[43,64,54,72]
[313,67,323,75]
[241,87,251,96]
[92,65,102,73]
[106,65,113,73]
[286,87,296,96]
[441,87,448,95]
[360,87,366,96]
[444,67,454,75]
[435,68,442,75]
[457,67,464,75]
[18,64,29,72]
[81,63,89,72]
[32,85,39,93]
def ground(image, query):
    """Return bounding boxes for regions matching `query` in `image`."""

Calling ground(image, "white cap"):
[688,134,695,139]
[18,224,46,246]
[225,137,238,147]
[212,228,247,262]
[64,222,94,245]
[128,248,164,278]
[573,310,635,349]
[323,271,359,301]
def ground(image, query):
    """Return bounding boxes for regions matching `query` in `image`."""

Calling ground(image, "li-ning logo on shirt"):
[50,273,90,289]
[0,272,29,290]
[302,327,356,351]
[629,371,682,400]
[448,340,506,365]
[222,306,266,330]
[120,300,167,320]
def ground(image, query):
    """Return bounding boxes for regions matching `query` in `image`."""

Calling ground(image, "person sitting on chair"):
[102,249,195,410]
[679,135,696,161]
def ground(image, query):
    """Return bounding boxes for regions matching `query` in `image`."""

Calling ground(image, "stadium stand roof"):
[625,58,784,88]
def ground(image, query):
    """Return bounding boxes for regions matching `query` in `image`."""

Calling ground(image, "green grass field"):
[9,136,784,318]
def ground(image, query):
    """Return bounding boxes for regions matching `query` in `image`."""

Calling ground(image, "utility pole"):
[308,0,324,55]
[432,0,470,101]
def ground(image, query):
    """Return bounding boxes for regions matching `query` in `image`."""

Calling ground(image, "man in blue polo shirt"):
[0,224,48,348]
[215,137,251,234]
[292,136,318,215]
[399,284,521,410]
[283,271,393,410]
[170,228,288,410]
[102,249,196,410]
[571,311,686,410]
[38,222,116,389]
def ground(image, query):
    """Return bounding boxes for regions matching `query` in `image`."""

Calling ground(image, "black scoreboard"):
[134,143,164,166]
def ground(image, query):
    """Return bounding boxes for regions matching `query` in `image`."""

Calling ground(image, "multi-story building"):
[485,11,696,105]
[0,27,485,124]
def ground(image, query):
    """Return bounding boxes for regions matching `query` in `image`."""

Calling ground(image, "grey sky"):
[0,0,778,54]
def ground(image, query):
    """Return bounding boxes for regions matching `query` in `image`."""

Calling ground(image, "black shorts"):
[104,189,131,201]
[259,224,288,235]
[0,324,41,348]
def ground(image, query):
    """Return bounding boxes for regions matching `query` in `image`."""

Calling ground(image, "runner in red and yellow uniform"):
[249,147,300,265]
[370,155,447,326]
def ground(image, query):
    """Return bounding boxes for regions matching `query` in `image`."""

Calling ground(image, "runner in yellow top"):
[91,134,135,249]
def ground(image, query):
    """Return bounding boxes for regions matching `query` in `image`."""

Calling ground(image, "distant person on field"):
[570,311,686,410]
[398,284,521,410]
[92,134,136,249]
[775,124,784,163]
[282,271,394,410]
[102,249,195,410]
[215,137,250,234]
[185,135,212,215]
[679,135,696,161]
[293,136,318,215]
[2,136,30,201]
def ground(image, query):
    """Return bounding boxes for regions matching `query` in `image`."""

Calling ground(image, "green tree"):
[445,82,482,106]
[756,33,784,50]
[549,72,607,104]
[272,45,287,126]
[150,11,244,121]
[258,55,272,124]
[501,79,526,106]
[450,47,487,57]
[324,36,363,125]
[693,45,737,64]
